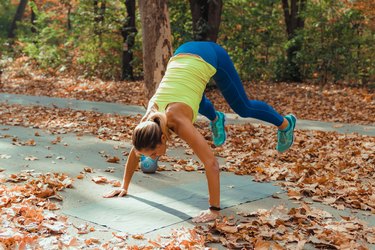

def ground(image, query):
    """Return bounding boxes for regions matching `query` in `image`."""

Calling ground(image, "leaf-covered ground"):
[1,59,374,125]
[0,62,374,249]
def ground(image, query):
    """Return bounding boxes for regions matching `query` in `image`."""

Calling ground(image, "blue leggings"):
[174,41,284,126]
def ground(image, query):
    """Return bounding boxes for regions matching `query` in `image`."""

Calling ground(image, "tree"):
[93,0,106,47]
[0,51,2,87]
[30,0,37,33]
[189,0,222,41]
[8,0,28,39]
[59,0,73,30]
[281,0,306,82]
[139,0,173,99]
[121,0,137,80]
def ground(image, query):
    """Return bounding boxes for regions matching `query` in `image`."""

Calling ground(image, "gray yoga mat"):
[64,173,281,234]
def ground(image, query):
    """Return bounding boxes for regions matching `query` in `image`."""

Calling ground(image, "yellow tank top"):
[150,54,216,122]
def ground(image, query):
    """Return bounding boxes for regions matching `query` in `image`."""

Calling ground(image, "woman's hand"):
[192,209,220,223]
[103,188,127,198]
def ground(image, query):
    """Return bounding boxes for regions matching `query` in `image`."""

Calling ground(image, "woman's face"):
[136,135,167,160]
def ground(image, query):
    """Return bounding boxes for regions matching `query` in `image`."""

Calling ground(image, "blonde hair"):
[132,112,169,150]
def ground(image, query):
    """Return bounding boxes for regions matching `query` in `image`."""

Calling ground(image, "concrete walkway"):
[1,93,374,248]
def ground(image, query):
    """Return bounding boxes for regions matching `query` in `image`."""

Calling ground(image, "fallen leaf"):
[111,180,121,187]
[132,234,144,240]
[24,156,38,161]
[92,176,108,184]
[184,166,196,172]
[107,156,120,164]
[84,167,94,173]
[0,154,12,159]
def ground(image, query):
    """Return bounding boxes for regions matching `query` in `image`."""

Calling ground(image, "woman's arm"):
[121,147,139,190]
[103,147,139,198]
[167,107,220,222]
[174,120,220,206]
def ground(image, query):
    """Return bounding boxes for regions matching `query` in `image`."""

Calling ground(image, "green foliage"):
[274,33,304,82]
[2,0,374,84]
[0,0,17,58]
[168,1,193,48]
[297,0,374,85]
[70,1,122,79]
[217,0,285,81]
[9,1,143,79]
[70,1,144,79]
[0,0,15,37]
[16,2,70,69]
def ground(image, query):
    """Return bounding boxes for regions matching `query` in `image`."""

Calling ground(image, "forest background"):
[0,0,374,90]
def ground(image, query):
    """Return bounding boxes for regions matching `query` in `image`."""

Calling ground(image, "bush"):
[297,1,374,85]
[2,0,373,84]
[16,2,69,69]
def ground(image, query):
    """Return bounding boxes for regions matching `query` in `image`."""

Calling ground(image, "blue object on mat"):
[140,155,159,173]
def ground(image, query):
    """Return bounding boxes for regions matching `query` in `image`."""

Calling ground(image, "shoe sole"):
[288,114,297,148]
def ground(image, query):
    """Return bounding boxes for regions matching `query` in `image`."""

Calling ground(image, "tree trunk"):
[93,0,99,34]
[30,0,37,33]
[0,56,2,87]
[67,4,72,30]
[189,0,222,41]
[93,0,106,46]
[121,0,137,80]
[8,0,28,39]
[281,0,306,82]
[139,0,173,99]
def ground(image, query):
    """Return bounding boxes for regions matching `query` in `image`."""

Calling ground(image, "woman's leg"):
[198,94,226,146]
[209,43,297,152]
[175,42,226,146]
[210,43,284,126]
[198,94,217,121]
[175,41,283,125]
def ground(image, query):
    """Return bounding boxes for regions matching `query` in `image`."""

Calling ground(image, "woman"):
[104,41,296,223]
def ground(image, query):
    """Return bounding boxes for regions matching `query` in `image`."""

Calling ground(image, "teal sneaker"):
[210,111,226,147]
[276,114,297,153]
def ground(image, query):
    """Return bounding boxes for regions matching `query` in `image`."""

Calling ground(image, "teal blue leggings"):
[174,41,284,126]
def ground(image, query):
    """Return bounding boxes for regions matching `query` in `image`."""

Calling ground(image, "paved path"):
[1,93,374,248]
[1,93,374,136]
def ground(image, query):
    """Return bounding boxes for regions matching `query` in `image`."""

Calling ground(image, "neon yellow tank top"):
[150,54,216,122]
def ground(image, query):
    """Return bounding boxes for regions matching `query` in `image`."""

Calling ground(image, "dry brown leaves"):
[205,123,375,213]
[197,203,375,249]
[1,63,147,106]
[1,64,374,124]
[1,103,373,248]
[1,102,374,214]
[0,103,140,141]
[0,172,76,249]
[91,176,121,187]
[0,171,171,249]
[206,83,375,125]
[1,66,375,248]
[147,228,207,249]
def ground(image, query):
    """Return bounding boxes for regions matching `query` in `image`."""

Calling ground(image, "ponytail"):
[132,112,169,150]
[147,112,170,140]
